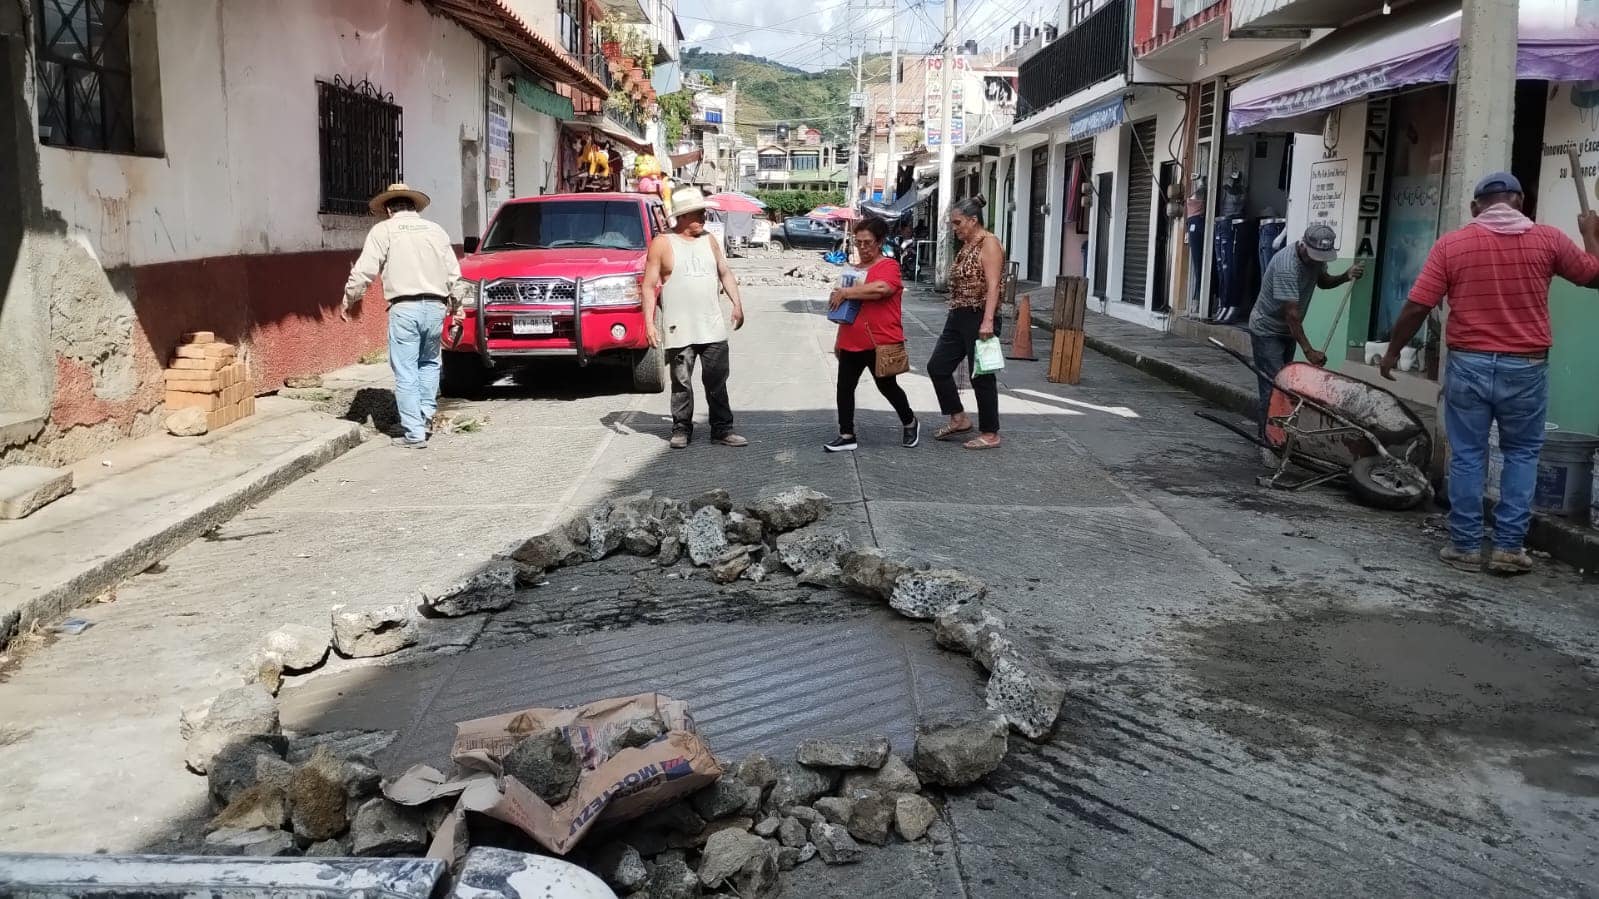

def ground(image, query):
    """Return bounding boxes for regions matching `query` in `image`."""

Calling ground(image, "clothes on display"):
[1219,172,1247,218]
[1258,218,1287,280]
[1211,217,1259,324]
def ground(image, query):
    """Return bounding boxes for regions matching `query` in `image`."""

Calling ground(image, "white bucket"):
[1533,430,1599,519]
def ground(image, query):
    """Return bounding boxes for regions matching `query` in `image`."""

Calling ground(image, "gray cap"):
[1301,224,1339,263]
[1474,171,1523,198]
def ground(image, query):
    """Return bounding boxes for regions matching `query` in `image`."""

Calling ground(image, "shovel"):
[1568,148,1591,215]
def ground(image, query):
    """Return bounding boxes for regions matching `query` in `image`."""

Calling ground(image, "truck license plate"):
[512,313,554,335]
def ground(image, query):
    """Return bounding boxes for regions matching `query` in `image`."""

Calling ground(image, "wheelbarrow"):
[1197,338,1433,510]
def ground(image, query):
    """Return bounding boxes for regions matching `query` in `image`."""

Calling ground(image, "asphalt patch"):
[1182,609,1599,750]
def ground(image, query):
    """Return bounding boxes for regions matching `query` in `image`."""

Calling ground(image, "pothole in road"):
[1182,610,1599,750]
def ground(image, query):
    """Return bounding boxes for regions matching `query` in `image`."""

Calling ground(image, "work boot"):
[392,436,427,450]
[713,433,749,447]
[669,432,690,450]
[1487,548,1535,576]
[1438,545,1481,573]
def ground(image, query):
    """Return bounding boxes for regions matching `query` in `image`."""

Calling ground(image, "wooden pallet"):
[1048,276,1088,385]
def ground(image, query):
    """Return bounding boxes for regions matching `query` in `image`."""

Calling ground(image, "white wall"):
[1285,102,1367,259]
[37,0,487,268]
[1088,88,1185,328]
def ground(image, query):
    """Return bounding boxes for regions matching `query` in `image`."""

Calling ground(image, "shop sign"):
[1067,96,1125,141]
[487,86,510,186]
[1308,158,1348,240]
[1537,82,1599,240]
[1354,99,1389,260]
[924,56,970,148]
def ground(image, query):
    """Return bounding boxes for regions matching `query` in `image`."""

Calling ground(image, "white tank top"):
[658,234,728,349]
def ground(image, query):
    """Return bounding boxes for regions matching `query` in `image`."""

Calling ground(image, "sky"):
[674,0,1052,72]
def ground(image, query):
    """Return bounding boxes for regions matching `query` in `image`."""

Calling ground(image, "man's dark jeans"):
[1250,332,1295,440]
[667,341,734,438]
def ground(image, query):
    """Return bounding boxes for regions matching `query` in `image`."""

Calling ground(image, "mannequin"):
[1185,175,1208,306]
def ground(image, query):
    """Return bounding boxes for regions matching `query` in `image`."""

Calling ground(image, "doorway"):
[1058,139,1093,279]
[1121,120,1157,306]
[1092,172,1113,299]
[1154,160,1177,313]
[1027,145,1048,282]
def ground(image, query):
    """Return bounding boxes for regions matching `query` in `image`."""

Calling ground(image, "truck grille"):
[484,278,578,306]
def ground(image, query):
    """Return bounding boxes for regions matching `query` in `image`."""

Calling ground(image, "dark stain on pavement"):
[1183,609,1599,750]
[1514,752,1599,797]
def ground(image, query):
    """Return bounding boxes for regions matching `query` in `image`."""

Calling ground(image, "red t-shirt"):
[835,257,906,352]
[1408,222,1599,353]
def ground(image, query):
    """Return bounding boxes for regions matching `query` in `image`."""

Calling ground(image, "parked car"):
[771,216,844,250]
[445,193,668,395]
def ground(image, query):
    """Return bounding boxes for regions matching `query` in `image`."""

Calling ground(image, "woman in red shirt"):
[825,217,919,451]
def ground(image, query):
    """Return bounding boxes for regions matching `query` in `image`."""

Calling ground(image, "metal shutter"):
[1121,119,1157,306]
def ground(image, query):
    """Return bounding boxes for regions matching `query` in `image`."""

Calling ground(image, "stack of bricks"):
[164,331,255,429]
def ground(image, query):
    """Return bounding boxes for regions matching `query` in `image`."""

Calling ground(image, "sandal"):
[934,423,975,441]
[963,435,1002,450]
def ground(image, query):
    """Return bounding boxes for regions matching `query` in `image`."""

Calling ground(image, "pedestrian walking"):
[1247,224,1366,447]
[642,186,749,449]
[825,217,918,452]
[343,182,465,449]
[1380,172,1599,575]
[927,197,1004,449]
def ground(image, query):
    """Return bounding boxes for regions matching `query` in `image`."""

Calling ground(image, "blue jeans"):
[1250,332,1295,440]
[388,300,447,442]
[1443,350,1549,552]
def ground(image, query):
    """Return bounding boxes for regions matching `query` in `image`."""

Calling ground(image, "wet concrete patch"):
[1183,609,1599,749]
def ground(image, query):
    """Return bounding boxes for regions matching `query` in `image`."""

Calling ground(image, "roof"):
[423,0,608,99]
[502,192,659,204]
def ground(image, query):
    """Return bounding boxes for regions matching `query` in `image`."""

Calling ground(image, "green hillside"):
[680,48,859,143]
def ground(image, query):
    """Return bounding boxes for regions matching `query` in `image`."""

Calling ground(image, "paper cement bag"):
[384,693,722,859]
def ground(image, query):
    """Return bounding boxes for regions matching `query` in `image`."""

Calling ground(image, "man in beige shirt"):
[344,183,465,448]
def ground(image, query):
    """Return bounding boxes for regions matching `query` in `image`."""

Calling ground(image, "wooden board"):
[1048,328,1086,385]
[1052,276,1087,331]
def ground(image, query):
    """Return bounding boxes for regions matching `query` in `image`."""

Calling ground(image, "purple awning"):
[1228,0,1599,133]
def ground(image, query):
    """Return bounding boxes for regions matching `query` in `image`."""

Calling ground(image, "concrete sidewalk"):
[1029,304,1599,570]
[0,398,363,648]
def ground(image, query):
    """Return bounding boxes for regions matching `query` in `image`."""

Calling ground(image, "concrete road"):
[1,251,1596,897]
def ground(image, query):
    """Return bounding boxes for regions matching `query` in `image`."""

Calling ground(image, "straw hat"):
[667,185,718,219]
[369,182,431,216]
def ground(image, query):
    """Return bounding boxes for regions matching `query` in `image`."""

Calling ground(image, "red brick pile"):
[164,331,255,430]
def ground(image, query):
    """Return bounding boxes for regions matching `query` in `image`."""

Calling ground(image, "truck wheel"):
[773,238,789,251]
[441,352,490,397]
[631,346,666,394]
[1349,455,1430,511]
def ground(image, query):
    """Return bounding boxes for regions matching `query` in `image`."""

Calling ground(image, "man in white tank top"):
[642,187,748,449]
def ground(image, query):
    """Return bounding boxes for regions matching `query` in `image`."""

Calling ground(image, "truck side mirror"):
[463,236,480,254]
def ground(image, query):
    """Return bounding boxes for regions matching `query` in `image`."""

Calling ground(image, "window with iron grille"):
[1066,0,1097,28]
[758,154,786,171]
[558,0,582,57]
[33,0,135,152]
[318,77,403,216]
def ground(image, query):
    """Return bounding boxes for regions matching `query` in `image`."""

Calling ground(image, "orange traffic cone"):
[1007,295,1037,361]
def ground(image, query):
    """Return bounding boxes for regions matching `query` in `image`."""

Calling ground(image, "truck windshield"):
[482,201,646,251]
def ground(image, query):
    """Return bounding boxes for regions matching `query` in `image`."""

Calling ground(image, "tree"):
[752,190,846,217]
[658,91,693,146]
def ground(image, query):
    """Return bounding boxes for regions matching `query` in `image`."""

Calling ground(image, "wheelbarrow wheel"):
[1349,455,1431,511]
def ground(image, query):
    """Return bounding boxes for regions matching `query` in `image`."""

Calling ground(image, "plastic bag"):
[973,337,1006,376]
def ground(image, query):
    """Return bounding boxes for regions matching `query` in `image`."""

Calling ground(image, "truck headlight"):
[580,274,643,307]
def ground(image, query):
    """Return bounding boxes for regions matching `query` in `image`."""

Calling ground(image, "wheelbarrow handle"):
[1207,337,1265,377]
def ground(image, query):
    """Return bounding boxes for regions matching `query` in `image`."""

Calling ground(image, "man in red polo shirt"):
[1381,172,1599,574]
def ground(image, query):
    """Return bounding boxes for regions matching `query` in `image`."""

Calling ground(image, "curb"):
[1,420,365,649]
[1030,310,1599,573]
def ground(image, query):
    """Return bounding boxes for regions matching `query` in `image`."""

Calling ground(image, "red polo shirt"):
[836,257,906,353]
[1408,222,1599,353]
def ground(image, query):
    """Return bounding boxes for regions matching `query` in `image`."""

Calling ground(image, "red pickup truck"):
[444,192,669,395]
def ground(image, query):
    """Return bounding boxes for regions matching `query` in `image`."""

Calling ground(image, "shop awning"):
[1229,0,1599,133]
[514,78,574,121]
[670,148,703,168]
[1067,96,1125,140]
[573,116,653,155]
[424,0,608,100]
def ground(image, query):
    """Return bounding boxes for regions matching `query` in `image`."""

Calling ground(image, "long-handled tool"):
[1569,148,1591,215]
[1317,276,1360,357]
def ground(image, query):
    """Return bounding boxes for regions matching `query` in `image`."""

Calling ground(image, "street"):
[2,252,1597,897]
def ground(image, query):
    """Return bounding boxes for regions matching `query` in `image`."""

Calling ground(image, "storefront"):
[1226,0,1599,428]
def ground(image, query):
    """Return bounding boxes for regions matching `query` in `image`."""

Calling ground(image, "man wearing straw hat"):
[642,185,748,449]
[343,182,465,449]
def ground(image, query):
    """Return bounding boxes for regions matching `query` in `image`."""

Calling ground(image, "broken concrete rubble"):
[812,796,852,825]
[207,784,289,832]
[424,561,518,617]
[201,827,297,857]
[846,790,895,846]
[509,531,587,572]
[985,651,1068,740]
[894,794,938,842]
[589,841,648,892]
[765,763,836,810]
[725,511,765,545]
[934,603,1007,656]
[185,684,281,774]
[240,649,285,696]
[330,604,417,658]
[350,798,429,857]
[775,528,851,574]
[164,407,209,437]
[746,487,831,533]
[208,737,293,806]
[709,547,753,584]
[696,828,767,888]
[839,753,920,796]
[912,711,1010,787]
[642,855,699,899]
[796,734,890,770]
[889,569,987,620]
[690,488,733,513]
[777,816,808,848]
[685,506,730,566]
[262,623,331,672]
[288,747,350,842]
[690,777,755,821]
[499,727,581,805]
[808,821,862,865]
[838,547,919,599]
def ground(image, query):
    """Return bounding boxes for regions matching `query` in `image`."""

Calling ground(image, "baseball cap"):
[1301,224,1339,263]
[1473,171,1523,198]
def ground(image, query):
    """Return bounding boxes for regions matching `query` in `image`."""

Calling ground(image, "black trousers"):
[927,308,1001,434]
[667,341,733,437]
[837,349,915,435]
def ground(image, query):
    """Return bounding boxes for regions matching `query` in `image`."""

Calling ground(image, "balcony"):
[607,104,649,143]
[1231,0,1387,34]
[1017,0,1128,121]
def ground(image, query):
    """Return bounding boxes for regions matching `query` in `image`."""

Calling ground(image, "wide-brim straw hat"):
[369,182,431,216]
[668,186,719,219]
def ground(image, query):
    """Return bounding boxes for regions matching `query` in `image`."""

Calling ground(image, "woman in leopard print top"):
[928,196,1005,448]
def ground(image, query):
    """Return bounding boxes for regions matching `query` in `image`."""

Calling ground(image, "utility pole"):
[1431,0,1518,473]
[934,0,956,289]
[886,14,898,204]
[849,49,864,210]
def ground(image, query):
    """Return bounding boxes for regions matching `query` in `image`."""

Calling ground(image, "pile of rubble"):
[739,261,843,288]
[173,485,1065,894]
